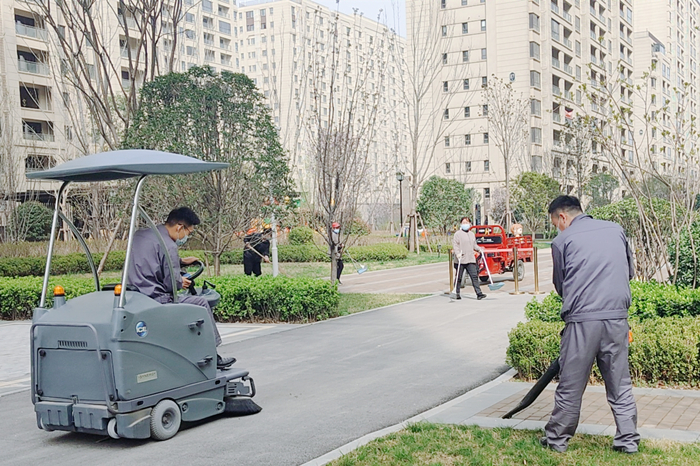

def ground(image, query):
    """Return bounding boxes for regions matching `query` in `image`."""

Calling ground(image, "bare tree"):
[560,115,594,199]
[583,60,700,281]
[303,9,389,282]
[484,76,529,230]
[401,3,473,251]
[33,0,186,150]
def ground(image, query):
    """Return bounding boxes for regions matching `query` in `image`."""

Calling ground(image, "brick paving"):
[479,383,700,432]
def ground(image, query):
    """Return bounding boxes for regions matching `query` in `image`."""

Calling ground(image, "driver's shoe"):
[217,354,236,370]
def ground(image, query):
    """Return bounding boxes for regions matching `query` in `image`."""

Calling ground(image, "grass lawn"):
[337,293,430,316]
[329,423,700,466]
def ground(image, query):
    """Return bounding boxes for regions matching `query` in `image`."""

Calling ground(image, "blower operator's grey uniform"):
[127,225,222,346]
[544,214,639,453]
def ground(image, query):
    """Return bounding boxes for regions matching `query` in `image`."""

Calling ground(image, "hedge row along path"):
[339,248,555,295]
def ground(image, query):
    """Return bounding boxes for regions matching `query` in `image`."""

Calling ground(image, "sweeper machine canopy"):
[27,150,259,441]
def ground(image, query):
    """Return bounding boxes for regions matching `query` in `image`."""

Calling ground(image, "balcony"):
[118,15,137,29]
[553,112,562,123]
[552,56,561,69]
[18,58,49,75]
[563,10,572,23]
[564,63,573,75]
[204,38,215,46]
[553,85,562,96]
[563,37,572,49]
[23,130,54,142]
[219,42,231,50]
[15,22,48,41]
[551,2,559,14]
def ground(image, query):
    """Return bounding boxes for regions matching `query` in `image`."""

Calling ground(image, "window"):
[465,134,471,145]
[445,162,451,172]
[465,161,472,172]
[483,132,489,143]
[442,53,448,64]
[575,40,581,57]
[186,12,195,22]
[444,109,450,119]
[530,98,541,116]
[482,104,488,116]
[480,19,486,31]
[464,106,470,117]
[575,16,580,32]
[651,77,657,88]
[531,127,542,144]
[530,70,541,88]
[442,25,447,36]
[483,188,490,199]
[529,42,540,60]
[462,50,469,62]
[461,0,467,4]
[444,137,450,147]
[462,22,468,34]
[443,81,449,92]
[481,48,487,60]
[185,29,195,39]
[529,13,540,32]
[481,76,487,87]
[484,160,489,171]
[441,0,446,8]
[219,21,231,34]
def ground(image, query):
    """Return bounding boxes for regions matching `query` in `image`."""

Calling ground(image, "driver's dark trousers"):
[544,319,639,452]
[158,294,222,346]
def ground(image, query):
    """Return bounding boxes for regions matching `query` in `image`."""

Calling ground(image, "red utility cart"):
[470,225,533,282]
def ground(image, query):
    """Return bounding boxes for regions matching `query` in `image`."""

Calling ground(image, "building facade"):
[406,0,635,221]
[0,0,406,229]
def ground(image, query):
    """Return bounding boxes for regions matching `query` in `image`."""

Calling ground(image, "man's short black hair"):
[166,207,200,227]
[548,195,583,216]
[460,216,471,223]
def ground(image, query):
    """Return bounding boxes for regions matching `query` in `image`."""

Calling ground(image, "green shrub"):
[9,201,53,242]
[507,316,700,385]
[288,226,315,245]
[0,276,96,320]
[506,320,563,379]
[524,292,562,322]
[346,243,408,261]
[524,282,700,323]
[211,275,339,322]
[0,243,409,277]
[0,274,338,323]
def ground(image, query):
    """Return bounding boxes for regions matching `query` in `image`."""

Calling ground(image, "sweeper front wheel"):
[150,399,181,441]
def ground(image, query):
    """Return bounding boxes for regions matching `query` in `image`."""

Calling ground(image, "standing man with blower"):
[452,216,485,300]
[542,195,639,454]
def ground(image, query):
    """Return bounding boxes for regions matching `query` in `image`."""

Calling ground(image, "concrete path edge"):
[300,368,518,466]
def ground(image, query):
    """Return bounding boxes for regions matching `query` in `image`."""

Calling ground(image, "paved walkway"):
[339,248,555,295]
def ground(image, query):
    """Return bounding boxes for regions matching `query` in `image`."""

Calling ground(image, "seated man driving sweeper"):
[127,207,235,370]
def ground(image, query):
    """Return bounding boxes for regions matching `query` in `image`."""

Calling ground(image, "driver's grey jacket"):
[552,214,634,323]
[127,225,182,303]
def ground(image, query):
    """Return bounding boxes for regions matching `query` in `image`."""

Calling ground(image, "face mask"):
[460,223,470,231]
[175,234,189,247]
[333,229,340,234]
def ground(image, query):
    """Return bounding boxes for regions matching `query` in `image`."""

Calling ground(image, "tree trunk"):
[330,255,338,284]
[97,218,122,276]
[214,253,221,276]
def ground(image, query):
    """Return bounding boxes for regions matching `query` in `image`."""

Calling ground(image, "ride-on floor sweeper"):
[27,150,260,441]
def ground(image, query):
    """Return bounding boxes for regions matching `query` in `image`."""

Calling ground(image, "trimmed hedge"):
[288,226,314,245]
[524,281,700,323]
[511,280,700,385]
[0,243,410,277]
[0,274,339,323]
[211,275,339,322]
[507,317,700,386]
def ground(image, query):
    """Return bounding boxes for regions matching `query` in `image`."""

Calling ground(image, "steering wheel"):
[180,260,204,280]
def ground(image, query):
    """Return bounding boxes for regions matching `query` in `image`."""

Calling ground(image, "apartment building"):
[634,0,700,178]
[406,0,633,220]
[0,0,406,228]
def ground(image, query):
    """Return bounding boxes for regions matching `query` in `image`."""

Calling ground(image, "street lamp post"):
[396,172,404,236]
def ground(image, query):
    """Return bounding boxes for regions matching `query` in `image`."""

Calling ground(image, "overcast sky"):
[313,0,406,36]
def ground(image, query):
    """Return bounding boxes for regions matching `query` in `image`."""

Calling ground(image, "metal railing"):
[15,22,48,41]
[23,130,54,142]
[18,59,49,75]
